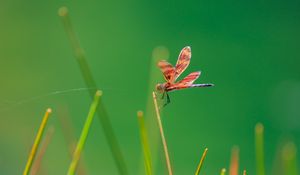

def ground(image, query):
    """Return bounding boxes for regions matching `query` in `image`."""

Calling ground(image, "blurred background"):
[0,0,300,174]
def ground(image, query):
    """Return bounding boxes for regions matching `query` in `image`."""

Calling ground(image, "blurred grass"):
[137,111,152,175]
[57,105,87,175]
[282,142,298,175]
[220,168,226,175]
[255,123,265,175]
[31,126,55,175]
[141,46,170,174]
[229,146,239,175]
[58,7,128,175]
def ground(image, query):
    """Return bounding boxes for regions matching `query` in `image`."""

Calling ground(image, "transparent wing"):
[166,71,214,91]
[176,71,201,86]
[174,46,192,81]
[157,60,175,82]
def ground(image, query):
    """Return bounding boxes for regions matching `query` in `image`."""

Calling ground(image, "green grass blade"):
[58,7,128,175]
[137,111,153,175]
[67,90,102,175]
[23,108,52,175]
[58,106,87,175]
[255,123,265,175]
[195,148,208,175]
[282,142,298,175]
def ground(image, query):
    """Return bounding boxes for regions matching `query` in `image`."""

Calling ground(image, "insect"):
[156,46,214,106]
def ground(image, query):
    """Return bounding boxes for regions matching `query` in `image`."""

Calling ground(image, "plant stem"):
[58,6,128,175]
[195,148,208,175]
[23,108,52,175]
[139,46,170,174]
[137,111,153,175]
[31,126,55,175]
[255,123,265,175]
[152,92,173,175]
[67,90,102,175]
[57,105,87,175]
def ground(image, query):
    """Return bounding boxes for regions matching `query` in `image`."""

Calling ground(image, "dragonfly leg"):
[167,92,171,104]
[163,92,171,107]
[161,91,165,99]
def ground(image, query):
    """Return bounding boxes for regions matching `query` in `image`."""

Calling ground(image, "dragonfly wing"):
[157,60,175,82]
[174,46,192,81]
[166,71,215,91]
[176,71,201,86]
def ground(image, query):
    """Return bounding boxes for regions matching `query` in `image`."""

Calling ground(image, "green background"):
[0,0,300,174]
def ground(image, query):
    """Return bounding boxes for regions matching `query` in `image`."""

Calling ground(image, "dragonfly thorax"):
[156,83,171,93]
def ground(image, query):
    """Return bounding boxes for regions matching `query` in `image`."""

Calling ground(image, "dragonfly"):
[156,46,214,106]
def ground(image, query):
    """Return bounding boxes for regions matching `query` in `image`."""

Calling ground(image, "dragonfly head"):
[156,83,165,93]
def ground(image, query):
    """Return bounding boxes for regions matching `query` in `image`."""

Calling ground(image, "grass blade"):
[229,146,239,175]
[137,111,153,175]
[58,106,87,175]
[67,90,102,175]
[58,7,128,175]
[58,7,96,89]
[31,126,55,175]
[152,92,173,175]
[23,108,52,175]
[195,148,208,175]
[255,123,265,175]
[282,142,298,175]
[139,46,169,174]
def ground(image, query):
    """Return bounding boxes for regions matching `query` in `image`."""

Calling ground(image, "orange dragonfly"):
[156,46,214,106]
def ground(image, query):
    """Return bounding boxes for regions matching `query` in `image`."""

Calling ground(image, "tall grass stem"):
[59,7,128,175]
[23,108,52,175]
[195,148,208,175]
[139,46,170,174]
[152,92,173,175]
[67,90,102,175]
[58,106,87,175]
